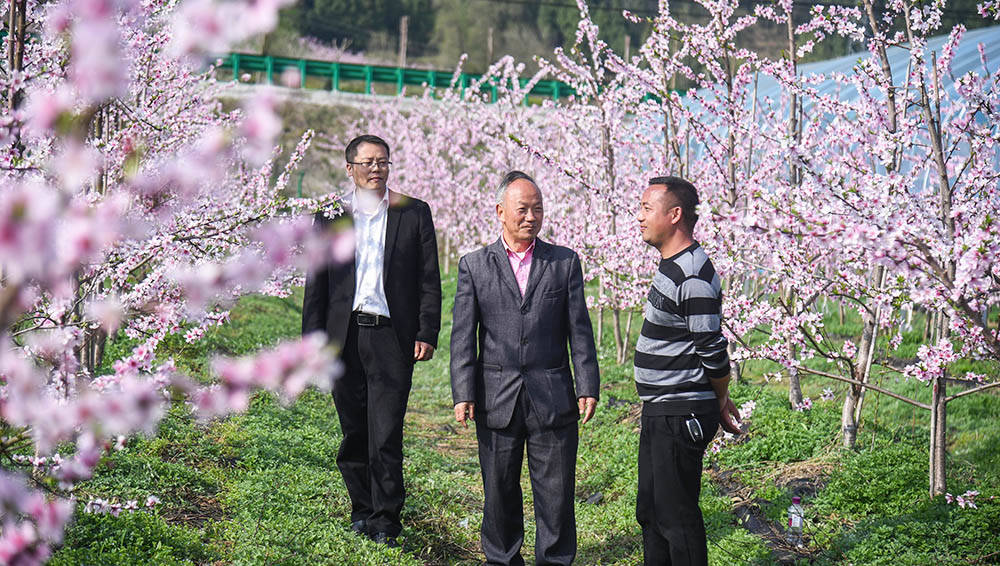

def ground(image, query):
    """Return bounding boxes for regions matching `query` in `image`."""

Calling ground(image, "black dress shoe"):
[372,531,400,549]
[350,520,367,535]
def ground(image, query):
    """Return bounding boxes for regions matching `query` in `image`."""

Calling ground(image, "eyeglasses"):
[348,160,392,170]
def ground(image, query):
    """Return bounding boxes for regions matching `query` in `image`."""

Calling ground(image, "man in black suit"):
[450,171,600,566]
[302,134,441,548]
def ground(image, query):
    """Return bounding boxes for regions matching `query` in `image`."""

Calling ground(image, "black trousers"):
[476,388,579,566]
[333,320,413,537]
[636,410,720,566]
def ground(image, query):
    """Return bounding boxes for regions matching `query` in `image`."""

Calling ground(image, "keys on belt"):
[353,311,391,327]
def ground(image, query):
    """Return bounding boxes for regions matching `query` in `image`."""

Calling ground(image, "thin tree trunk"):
[788,365,803,407]
[612,308,624,363]
[841,376,861,449]
[852,317,879,426]
[841,318,877,448]
[929,371,947,496]
[901,8,954,491]
[596,276,604,345]
[852,267,887,426]
[783,284,803,406]
[443,238,451,275]
[726,275,745,384]
[929,308,950,496]
[618,310,634,365]
[728,342,741,383]
[6,0,28,153]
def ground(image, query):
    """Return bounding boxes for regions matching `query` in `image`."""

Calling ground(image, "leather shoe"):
[350,520,367,536]
[372,531,400,549]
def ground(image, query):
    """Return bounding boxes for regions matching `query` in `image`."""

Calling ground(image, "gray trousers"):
[476,388,579,566]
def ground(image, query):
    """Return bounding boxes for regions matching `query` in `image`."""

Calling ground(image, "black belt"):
[352,311,391,327]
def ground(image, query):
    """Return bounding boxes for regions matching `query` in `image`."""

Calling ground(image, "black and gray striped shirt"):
[634,242,731,416]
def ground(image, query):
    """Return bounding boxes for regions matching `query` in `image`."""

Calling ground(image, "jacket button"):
[521,338,529,345]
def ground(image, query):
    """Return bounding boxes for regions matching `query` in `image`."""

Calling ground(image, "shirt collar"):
[501,235,535,259]
[350,188,389,216]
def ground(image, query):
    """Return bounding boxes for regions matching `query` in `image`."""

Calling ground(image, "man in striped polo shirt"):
[634,176,741,566]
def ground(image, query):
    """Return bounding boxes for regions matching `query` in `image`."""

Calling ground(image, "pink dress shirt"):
[502,236,535,297]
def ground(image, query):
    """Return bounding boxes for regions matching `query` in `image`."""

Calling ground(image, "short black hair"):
[648,176,699,232]
[345,134,391,162]
[496,170,539,204]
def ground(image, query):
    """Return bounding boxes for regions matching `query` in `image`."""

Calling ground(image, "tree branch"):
[798,366,931,409]
[945,381,1000,403]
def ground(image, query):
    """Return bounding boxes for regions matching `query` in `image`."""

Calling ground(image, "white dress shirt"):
[351,189,391,317]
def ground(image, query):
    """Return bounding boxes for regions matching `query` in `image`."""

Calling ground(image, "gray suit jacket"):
[450,238,600,429]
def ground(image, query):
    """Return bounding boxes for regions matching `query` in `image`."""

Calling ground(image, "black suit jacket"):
[302,190,441,355]
[450,238,600,429]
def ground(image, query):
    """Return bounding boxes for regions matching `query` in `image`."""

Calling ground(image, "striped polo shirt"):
[634,242,731,416]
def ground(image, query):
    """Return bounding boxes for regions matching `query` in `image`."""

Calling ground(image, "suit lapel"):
[489,238,522,304]
[382,190,402,285]
[520,238,549,307]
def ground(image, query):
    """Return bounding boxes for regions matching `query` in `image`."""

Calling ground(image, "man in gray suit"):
[450,171,600,566]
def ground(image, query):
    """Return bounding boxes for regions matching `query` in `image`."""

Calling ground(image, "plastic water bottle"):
[787,496,804,547]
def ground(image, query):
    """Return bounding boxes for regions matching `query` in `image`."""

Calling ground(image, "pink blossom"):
[842,340,857,359]
[69,18,127,101]
[240,94,283,165]
[86,296,125,334]
[24,88,77,135]
[280,67,302,88]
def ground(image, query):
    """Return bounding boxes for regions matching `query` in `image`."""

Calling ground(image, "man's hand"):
[719,395,742,435]
[454,402,475,427]
[414,341,435,362]
[578,397,597,425]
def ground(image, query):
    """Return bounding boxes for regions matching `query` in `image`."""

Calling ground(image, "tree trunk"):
[928,308,951,496]
[788,365,803,407]
[929,372,947,496]
[726,276,745,384]
[783,284,803,406]
[841,378,861,449]
[852,266,886,425]
[728,342,741,383]
[618,310,634,365]
[443,238,451,275]
[6,0,28,150]
[81,327,108,378]
[597,307,604,346]
[841,319,878,449]
[612,308,624,363]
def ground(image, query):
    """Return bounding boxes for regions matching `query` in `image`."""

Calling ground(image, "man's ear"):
[671,206,683,226]
[496,203,504,219]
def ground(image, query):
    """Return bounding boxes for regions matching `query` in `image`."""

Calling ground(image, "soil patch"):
[710,460,834,565]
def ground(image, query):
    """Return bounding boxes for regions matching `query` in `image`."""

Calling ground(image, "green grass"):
[44,275,1000,565]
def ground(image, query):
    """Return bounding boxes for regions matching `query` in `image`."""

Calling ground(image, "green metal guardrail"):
[218,53,577,104]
